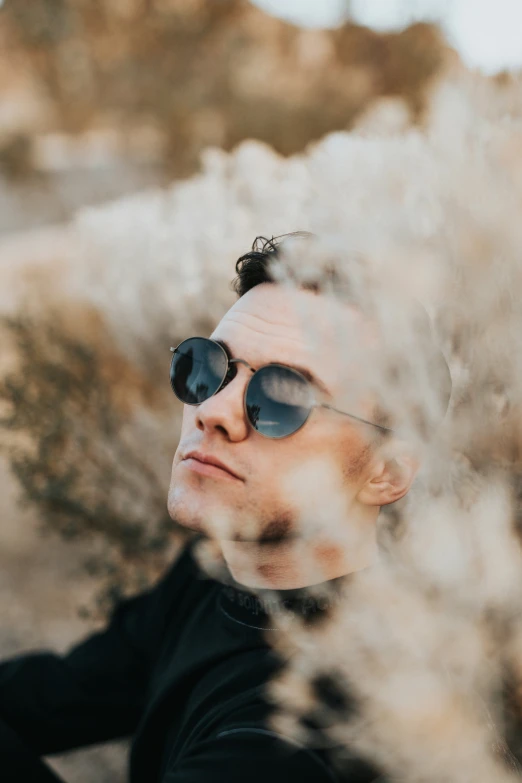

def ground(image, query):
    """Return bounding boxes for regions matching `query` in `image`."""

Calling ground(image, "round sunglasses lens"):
[246,365,314,438]
[170,338,227,404]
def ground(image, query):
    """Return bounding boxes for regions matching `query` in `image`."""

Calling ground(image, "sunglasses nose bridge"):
[213,357,254,401]
[208,360,257,434]
[228,357,255,372]
[223,359,255,391]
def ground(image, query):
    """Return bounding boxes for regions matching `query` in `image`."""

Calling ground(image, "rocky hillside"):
[0,0,448,234]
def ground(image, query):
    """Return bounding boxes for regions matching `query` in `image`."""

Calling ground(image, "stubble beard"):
[168,487,300,544]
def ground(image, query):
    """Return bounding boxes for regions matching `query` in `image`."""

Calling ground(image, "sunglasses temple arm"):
[320,403,394,433]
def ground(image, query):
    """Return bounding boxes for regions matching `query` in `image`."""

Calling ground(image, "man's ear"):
[356,442,420,507]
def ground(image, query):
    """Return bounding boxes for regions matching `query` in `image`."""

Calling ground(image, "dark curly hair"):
[231,233,311,298]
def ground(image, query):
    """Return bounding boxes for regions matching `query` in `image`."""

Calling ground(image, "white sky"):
[251,0,522,74]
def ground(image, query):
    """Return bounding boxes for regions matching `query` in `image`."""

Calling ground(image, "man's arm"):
[0,541,192,758]
[0,713,66,782]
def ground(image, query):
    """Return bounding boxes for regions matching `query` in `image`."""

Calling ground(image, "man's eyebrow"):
[213,338,332,397]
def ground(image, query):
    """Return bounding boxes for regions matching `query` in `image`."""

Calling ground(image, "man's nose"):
[194,368,250,441]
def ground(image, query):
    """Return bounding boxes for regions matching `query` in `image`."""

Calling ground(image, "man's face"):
[168,282,386,543]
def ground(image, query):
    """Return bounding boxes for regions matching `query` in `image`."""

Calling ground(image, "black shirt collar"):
[218,572,352,632]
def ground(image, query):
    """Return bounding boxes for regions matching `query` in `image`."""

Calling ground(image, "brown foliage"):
[0,306,178,613]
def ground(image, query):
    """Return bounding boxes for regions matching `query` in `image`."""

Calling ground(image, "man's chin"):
[167,495,236,540]
[167,488,297,543]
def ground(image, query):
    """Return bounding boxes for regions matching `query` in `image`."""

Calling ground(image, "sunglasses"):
[169,336,394,439]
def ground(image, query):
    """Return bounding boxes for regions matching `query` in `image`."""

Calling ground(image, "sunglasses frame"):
[169,336,395,439]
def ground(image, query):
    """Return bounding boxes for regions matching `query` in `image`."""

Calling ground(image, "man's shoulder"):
[166,719,381,783]
[192,691,382,783]
[165,721,340,782]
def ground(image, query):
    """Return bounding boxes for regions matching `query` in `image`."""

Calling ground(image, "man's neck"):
[219,518,378,590]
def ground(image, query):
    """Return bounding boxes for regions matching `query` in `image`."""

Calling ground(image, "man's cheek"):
[180,405,197,434]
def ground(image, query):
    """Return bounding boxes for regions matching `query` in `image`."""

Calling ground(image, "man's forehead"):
[215,283,362,339]
[211,283,376,392]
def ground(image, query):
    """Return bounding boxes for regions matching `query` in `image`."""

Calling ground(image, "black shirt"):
[0,537,381,782]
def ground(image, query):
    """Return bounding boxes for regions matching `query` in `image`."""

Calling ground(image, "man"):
[0,235,450,782]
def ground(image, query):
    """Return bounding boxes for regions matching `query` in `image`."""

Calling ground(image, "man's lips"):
[182,451,243,481]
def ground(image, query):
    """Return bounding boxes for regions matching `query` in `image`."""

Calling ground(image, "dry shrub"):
[0,302,179,614]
